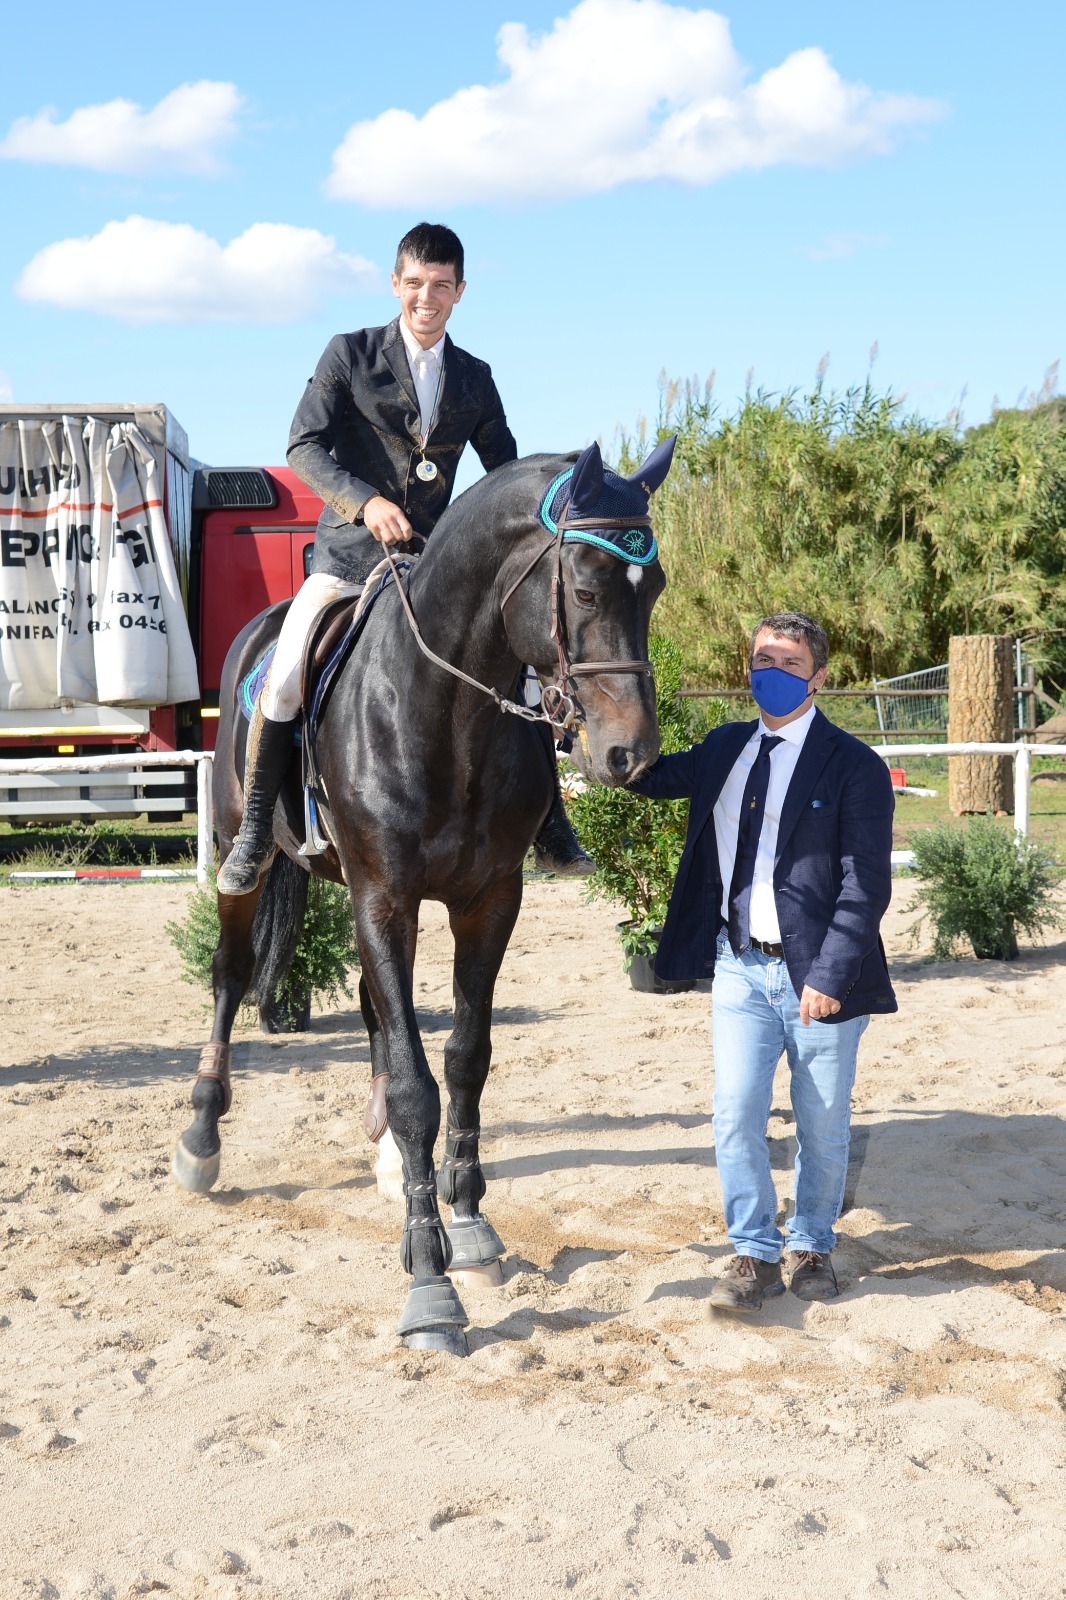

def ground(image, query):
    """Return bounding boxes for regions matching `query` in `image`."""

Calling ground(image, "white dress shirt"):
[399,320,446,437]
[713,703,817,943]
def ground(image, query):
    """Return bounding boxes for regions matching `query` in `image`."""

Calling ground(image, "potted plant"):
[907,814,1063,960]
[566,635,727,991]
[167,875,360,1030]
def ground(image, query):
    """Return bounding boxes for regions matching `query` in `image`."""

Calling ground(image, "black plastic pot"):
[259,985,313,1033]
[971,928,1020,960]
[620,925,694,994]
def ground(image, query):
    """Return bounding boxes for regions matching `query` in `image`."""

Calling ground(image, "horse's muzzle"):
[570,725,660,787]
[605,744,650,784]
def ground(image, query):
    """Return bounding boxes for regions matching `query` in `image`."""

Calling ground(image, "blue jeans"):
[711,936,869,1261]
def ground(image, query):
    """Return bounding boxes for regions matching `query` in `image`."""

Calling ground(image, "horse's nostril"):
[606,745,634,778]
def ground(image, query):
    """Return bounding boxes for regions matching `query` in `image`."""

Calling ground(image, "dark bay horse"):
[172,438,673,1353]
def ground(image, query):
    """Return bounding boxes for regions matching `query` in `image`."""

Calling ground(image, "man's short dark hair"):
[750,611,829,673]
[394,223,464,284]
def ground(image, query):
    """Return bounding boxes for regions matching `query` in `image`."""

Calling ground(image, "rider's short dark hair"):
[750,611,829,673]
[395,223,465,284]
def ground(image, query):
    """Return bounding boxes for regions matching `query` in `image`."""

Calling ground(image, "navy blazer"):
[629,708,897,1022]
[287,318,517,584]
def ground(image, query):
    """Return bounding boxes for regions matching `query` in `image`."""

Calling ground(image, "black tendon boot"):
[533,731,595,877]
[216,706,298,895]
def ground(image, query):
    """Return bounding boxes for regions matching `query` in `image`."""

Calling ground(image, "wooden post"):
[948,635,1014,813]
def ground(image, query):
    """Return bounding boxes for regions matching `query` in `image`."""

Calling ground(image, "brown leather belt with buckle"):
[750,937,784,958]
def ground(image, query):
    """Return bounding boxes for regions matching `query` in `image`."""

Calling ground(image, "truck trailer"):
[0,403,322,819]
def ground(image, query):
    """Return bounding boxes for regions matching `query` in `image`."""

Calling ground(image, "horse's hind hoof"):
[452,1260,505,1292]
[397,1275,468,1357]
[403,1327,469,1357]
[447,1213,505,1268]
[172,1137,221,1194]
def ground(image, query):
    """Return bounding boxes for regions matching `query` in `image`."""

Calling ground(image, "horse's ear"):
[567,441,605,516]
[627,433,677,498]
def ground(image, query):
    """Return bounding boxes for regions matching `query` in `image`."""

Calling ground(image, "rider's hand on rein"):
[362,496,415,545]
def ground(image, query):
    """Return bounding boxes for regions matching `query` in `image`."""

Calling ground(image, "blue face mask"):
[750,665,813,718]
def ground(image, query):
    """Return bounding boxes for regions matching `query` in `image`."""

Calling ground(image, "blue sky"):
[0,1,1060,485]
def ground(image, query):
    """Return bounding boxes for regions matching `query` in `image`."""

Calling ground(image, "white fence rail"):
[3,740,1062,887]
[0,766,193,819]
[876,740,1066,867]
[0,751,214,884]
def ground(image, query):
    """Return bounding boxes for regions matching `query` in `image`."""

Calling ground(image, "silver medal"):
[415,458,438,482]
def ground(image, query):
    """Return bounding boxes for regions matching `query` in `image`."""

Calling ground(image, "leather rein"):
[381,499,655,733]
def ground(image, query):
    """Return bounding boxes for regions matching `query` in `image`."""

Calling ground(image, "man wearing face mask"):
[629,611,896,1310]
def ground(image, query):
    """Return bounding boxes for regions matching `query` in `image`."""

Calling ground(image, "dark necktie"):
[727,734,784,954]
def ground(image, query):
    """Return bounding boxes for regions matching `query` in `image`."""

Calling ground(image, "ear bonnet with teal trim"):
[538,435,676,564]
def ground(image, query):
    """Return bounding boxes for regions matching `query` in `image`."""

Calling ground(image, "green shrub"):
[567,636,727,964]
[166,875,360,1021]
[614,373,1066,699]
[907,815,1064,960]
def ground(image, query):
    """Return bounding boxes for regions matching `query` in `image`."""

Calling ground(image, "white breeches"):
[259,572,362,721]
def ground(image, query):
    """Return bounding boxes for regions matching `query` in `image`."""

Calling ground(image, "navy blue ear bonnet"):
[538,435,676,566]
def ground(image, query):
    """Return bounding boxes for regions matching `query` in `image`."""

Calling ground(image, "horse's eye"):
[575,589,595,606]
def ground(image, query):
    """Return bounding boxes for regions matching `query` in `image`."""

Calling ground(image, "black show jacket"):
[287,317,517,584]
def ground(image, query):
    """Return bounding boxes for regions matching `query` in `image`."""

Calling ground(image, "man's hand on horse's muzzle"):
[362,495,415,545]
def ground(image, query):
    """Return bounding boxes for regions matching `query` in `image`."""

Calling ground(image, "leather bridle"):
[381,496,655,733]
[499,499,656,726]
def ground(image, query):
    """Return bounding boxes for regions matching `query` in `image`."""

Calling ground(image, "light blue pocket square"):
[810,799,827,808]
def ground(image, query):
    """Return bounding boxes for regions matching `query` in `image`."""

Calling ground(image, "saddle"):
[237,555,418,857]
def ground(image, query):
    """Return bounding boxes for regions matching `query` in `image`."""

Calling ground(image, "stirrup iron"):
[298,786,330,857]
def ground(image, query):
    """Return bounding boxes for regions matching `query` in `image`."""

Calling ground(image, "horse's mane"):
[424,451,580,557]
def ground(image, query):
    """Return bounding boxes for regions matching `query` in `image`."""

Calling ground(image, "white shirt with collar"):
[712,702,817,943]
[399,320,446,437]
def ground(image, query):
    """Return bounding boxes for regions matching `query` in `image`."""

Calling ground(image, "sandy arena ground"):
[1,876,1064,1599]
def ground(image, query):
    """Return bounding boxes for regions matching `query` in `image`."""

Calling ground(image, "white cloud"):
[15,216,378,324]
[801,231,891,261]
[0,81,243,175]
[327,0,944,206]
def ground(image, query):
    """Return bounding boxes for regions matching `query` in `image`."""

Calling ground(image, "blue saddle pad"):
[239,647,276,722]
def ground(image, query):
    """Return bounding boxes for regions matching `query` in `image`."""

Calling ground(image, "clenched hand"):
[800,985,842,1025]
[362,495,414,545]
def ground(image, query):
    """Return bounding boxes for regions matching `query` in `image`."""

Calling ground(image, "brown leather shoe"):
[789,1250,839,1301]
[707,1254,785,1313]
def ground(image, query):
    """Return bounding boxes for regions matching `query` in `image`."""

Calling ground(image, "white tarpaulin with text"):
[0,416,199,709]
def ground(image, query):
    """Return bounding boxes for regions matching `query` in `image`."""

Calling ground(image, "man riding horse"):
[218,221,591,894]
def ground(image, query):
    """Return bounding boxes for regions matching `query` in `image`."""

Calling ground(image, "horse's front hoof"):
[403,1327,469,1357]
[447,1213,505,1268]
[172,1136,221,1194]
[397,1275,468,1356]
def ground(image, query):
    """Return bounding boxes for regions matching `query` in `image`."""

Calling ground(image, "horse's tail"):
[250,852,309,1022]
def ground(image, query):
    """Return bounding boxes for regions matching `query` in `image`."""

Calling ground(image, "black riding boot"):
[216,706,298,895]
[533,728,595,877]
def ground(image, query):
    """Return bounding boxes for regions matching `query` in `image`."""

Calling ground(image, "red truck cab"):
[193,465,322,750]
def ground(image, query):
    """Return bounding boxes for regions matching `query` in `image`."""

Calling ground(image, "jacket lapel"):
[381,319,421,437]
[775,707,837,861]
[688,720,758,842]
[439,336,476,414]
